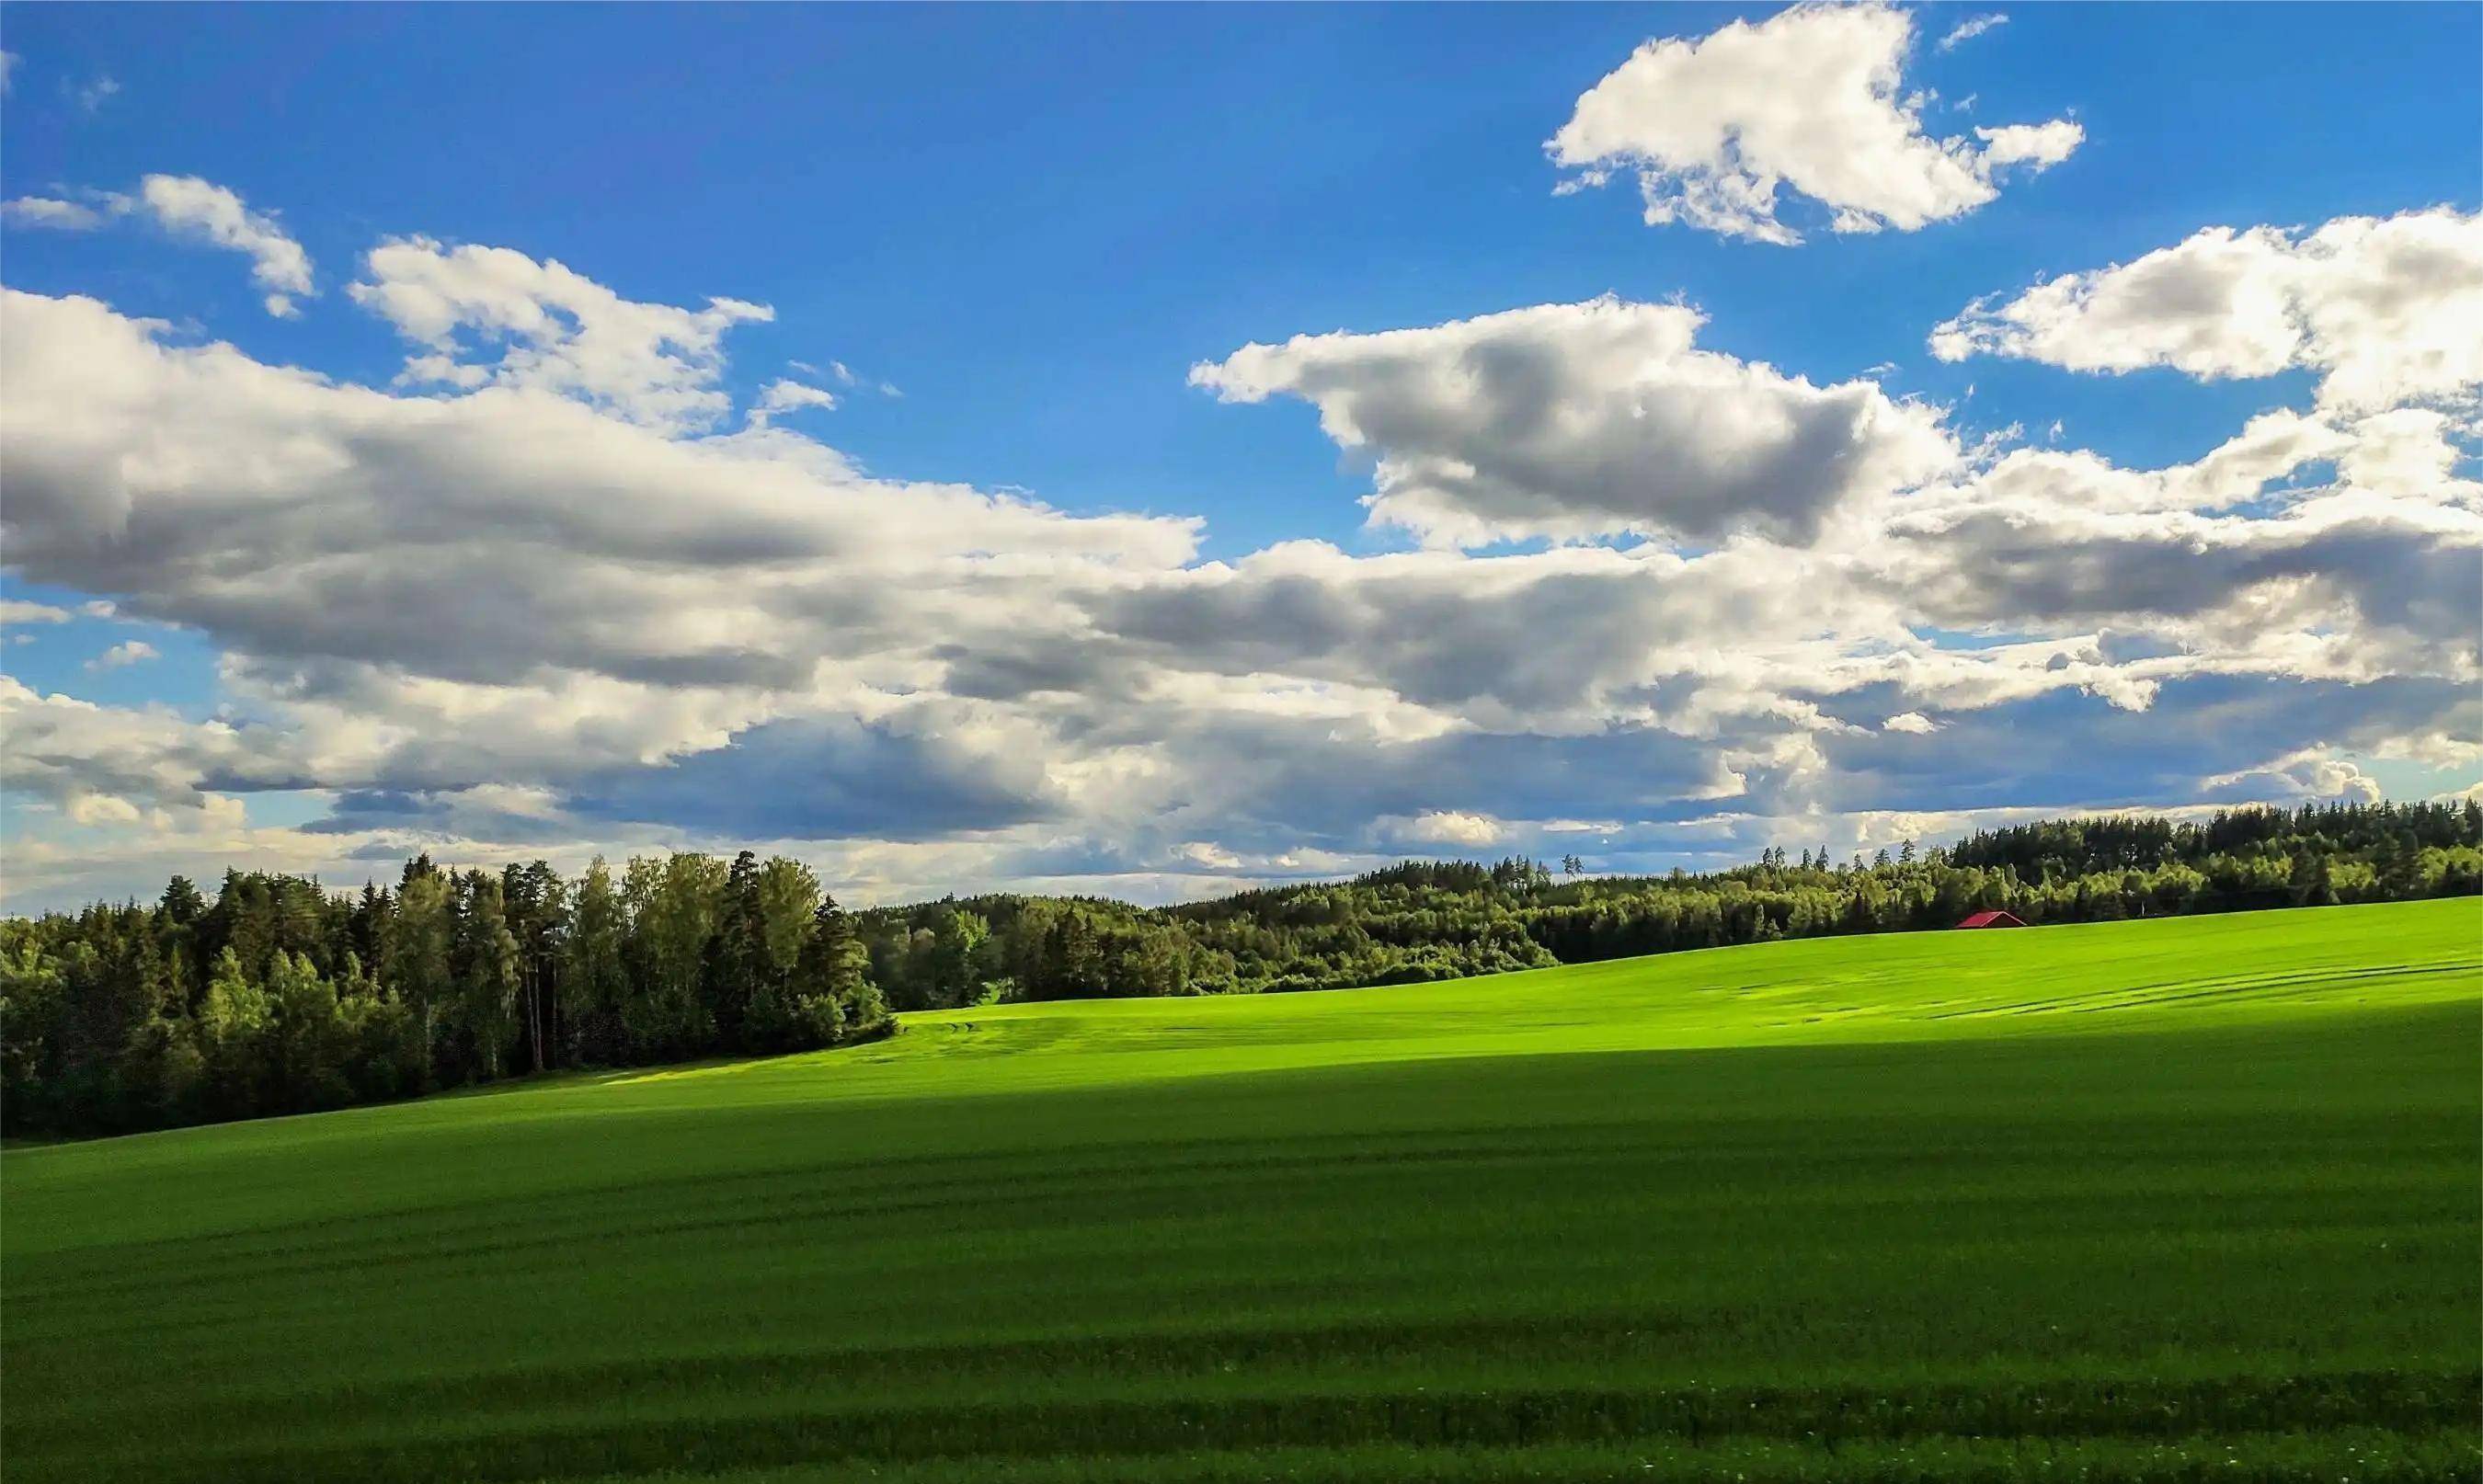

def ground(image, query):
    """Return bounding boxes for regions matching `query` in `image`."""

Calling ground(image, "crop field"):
[6,900,2479,1482]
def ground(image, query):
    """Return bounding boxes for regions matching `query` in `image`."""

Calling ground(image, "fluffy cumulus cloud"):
[1882,407,2483,684]
[86,639,159,670]
[1391,811,1507,848]
[1931,208,2483,412]
[135,176,315,317]
[351,238,772,432]
[0,284,1193,715]
[1191,297,1957,547]
[2203,748,2386,805]
[1548,2,2080,244]
[0,675,305,824]
[1,197,2477,908]
[0,599,74,626]
[746,378,838,428]
[0,174,313,315]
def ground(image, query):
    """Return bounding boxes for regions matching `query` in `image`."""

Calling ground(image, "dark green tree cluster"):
[1160,859,1562,994]
[2,850,885,1137]
[6,801,2475,1137]
[861,896,1213,1009]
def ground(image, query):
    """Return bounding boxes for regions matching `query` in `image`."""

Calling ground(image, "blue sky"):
[3,3,2478,909]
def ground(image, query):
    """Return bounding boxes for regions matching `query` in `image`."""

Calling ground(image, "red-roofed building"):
[1956,909,2026,929]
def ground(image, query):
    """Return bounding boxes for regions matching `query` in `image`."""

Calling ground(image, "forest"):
[4,800,2477,1137]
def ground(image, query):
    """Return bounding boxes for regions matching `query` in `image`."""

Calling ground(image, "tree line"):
[5,800,2476,1136]
[2,850,885,1137]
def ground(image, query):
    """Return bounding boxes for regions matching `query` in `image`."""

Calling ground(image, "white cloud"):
[2,177,314,320]
[127,175,316,316]
[0,285,1199,811]
[72,74,119,113]
[1973,120,2083,171]
[1395,810,1507,848]
[1192,296,1957,547]
[65,792,147,828]
[86,639,161,670]
[1547,2,2078,244]
[2202,748,2386,805]
[1882,405,2483,685]
[1,197,108,231]
[794,359,899,397]
[0,599,73,626]
[746,378,838,428]
[1882,712,1941,734]
[0,676,306,820]
[1938,13,2008,51]
[1174,840,1243,870]
[1,51,17,96]
[1931,208,2483,412]
[352,237,773,432]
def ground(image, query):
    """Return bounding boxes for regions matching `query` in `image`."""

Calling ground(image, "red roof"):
[1957,909,2025,929]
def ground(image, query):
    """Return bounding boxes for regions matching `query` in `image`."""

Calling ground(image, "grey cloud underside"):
[1084,562,1686,714]
[299,720,1064,846]
[1819,674,2479,815]
[1079,544,1890,727]
[1192,298,1957,548]
[303,790,588,847]
[1138,722,1740,848]
[561,717,1067,839]
[1893,508,2482,643]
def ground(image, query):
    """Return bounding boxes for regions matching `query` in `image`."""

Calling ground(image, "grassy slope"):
[5,901,2478,1482]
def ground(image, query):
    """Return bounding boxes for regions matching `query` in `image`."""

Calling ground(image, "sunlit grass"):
[6,900,2477,1482]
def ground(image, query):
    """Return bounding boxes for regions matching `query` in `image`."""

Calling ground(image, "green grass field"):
[6,901,2479,1482]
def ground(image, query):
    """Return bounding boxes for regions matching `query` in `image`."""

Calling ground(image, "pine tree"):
[714,851,768,1049]
[811,894,879,1030]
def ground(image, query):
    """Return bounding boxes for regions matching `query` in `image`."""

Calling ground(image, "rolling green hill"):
[6,901,2479,1482]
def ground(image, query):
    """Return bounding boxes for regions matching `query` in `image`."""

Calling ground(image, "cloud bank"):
[1,188,2476,908]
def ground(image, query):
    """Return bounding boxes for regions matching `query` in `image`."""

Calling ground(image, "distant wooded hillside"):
[6,800,2476,1136]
